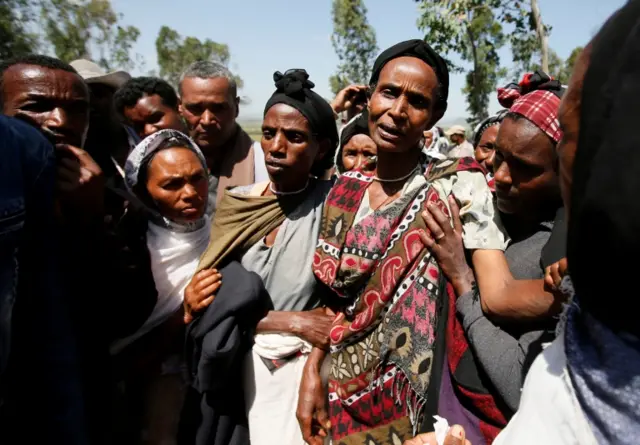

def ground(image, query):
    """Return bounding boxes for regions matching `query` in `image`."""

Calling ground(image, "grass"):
[240,122,262,141]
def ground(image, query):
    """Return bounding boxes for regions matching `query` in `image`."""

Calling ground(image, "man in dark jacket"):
[0,115,87,444]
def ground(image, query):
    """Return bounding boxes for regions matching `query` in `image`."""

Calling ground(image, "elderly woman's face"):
[342,134,377,173]
[474,124,500,172]
[261,103,327,191]
[368,57,441,154]
[145,147,208,223]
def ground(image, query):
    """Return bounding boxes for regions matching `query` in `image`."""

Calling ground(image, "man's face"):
[124,93,186,139]
[2,64,90,147]
[179,76,239,156]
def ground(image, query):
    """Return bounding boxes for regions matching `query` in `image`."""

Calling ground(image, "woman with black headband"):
[182,69,337,445]
[472,110,508,189]
[302,40,505,445]
[334,109,377,175]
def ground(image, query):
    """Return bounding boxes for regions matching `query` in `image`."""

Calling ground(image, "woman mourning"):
[303,40,505,445]
[111,129,211,444]
[416,73,568,443]
[183,69,338,445]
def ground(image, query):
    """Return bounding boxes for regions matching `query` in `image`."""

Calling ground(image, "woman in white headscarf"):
[111,129,214,445]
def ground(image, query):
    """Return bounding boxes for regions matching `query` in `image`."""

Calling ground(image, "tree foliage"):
[329,0,378,95]
[522,46,583,84]
[40,0,141,71]
[500,0,551,75]
[155,25,243,90]
[0,0,37,61]
[417,0,506,125]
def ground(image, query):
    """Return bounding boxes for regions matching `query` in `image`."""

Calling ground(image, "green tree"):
[417,0,506,126]
[39,0,141,71]
[155,25,243,90]
[501,0,551,75]
[519,46,583,84]
[329,0,378,95]
[0,0,38,60]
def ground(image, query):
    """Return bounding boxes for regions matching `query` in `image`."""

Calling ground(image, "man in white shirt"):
[445,125,474,158]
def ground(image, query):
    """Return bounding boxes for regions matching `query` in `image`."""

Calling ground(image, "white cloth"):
[243,337,331,445]
[111,218,211,354]
[243,348,309,445]
[253,333,312,360]
[252,141,269,183]
[494,331,598,445]
[447,140,474,158]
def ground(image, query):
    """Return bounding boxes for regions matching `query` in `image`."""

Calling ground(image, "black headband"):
[369,39,449,111]
[339,109,370,148]
[264,69,338,151]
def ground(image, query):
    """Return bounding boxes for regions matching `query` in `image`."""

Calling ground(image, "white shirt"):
[494,331,598,445]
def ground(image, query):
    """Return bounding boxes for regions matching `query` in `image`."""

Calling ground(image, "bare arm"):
[256,308,334,351]
[471,250,564,322]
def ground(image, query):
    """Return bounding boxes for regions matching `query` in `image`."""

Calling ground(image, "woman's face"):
[261,103,327,191]
[368,57,443,154]
[493,118,559,216]
[342,134,377,173]
[474,124,500,172]
[145,147,208,223]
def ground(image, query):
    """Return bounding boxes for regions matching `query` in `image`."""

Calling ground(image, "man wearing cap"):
[445,124,475,158]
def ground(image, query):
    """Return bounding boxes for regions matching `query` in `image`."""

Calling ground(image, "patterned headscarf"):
[497,71,565,143]
[124,129,209,232]
[472,110,508,148]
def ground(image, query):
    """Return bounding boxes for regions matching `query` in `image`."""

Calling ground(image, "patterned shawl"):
[313,159,482,444]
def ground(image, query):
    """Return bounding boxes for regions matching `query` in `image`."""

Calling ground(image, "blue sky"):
[111,0,625,123]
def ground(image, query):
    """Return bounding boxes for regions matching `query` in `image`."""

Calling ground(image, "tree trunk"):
[530,0,549,73]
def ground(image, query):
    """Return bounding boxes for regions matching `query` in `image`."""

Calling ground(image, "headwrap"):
[562,3,640,444]
[335,110,373,174]
[567,0,640,334]
[124,129,209,232]
[497,71,565,143]
[472,109,508,148]
[264,69,338,173]
[370,39,449,112]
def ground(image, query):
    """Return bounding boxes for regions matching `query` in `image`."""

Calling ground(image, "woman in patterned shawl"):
[298,40,505,445]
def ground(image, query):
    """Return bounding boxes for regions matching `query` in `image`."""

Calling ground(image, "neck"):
[205,125,239,173]
[375,148,421,181]
[268,176,310,195]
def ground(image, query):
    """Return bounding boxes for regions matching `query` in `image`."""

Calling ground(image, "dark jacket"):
[0,116,87,444]
[178,261,272,445]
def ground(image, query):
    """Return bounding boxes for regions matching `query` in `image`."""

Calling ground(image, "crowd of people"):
[1,1,639,445]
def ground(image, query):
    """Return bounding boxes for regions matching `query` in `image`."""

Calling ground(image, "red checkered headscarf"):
[497,71,565,143]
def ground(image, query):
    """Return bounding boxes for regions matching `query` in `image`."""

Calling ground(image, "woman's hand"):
[291,307,335,350]
[544,257,569,293]
[418,195,475,296]
[183,269,222,324]
[297,348,330,445]
[403,425,471,445]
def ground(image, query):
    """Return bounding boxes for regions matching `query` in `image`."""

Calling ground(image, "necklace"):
[269,179,310,196]
[373,166,419,183]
